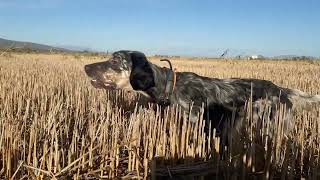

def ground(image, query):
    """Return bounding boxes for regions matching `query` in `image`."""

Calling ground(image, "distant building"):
[248,55,264,60]
[153,55,181,59]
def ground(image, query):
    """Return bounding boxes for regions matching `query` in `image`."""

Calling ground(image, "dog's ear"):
[129,52,155,91]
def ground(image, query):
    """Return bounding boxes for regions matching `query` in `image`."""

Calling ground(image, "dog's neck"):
[146,63,174,106]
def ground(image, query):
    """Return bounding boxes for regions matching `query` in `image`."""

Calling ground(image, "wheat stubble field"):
[0,53,320,179]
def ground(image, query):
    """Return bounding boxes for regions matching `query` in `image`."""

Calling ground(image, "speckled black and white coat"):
[85,50,320,136]
[127,50,320,135]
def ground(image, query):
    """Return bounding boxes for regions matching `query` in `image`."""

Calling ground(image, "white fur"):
[288,89,320,110]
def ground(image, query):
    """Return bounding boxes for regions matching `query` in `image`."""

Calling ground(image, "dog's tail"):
[288,89,320,110]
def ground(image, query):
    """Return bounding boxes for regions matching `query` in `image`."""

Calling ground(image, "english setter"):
[85,50,320,135]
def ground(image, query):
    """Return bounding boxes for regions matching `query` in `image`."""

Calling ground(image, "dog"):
[85,50,320,135]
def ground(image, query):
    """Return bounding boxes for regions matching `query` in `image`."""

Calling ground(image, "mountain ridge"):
[0,37,71,52]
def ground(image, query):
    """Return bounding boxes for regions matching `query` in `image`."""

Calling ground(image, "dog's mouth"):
[90,79,117,90]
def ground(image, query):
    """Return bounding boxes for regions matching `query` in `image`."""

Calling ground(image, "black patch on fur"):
[129,51,155,91]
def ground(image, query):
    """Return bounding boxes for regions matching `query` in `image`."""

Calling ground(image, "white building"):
[248,55,264,60]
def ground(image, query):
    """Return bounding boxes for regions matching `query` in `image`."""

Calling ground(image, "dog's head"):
[85,50,156,92]
[84,50,137,90]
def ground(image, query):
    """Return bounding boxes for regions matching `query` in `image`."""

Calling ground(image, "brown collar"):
[159,59,177,106]
[164,67,176,96]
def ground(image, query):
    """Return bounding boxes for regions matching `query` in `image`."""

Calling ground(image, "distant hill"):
[273,55,316,60]
[0,37,71,52]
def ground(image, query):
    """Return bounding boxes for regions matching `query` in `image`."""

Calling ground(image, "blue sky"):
[0,0,319,57]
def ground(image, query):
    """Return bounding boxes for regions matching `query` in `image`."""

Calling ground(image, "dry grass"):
[0,53,320,179]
